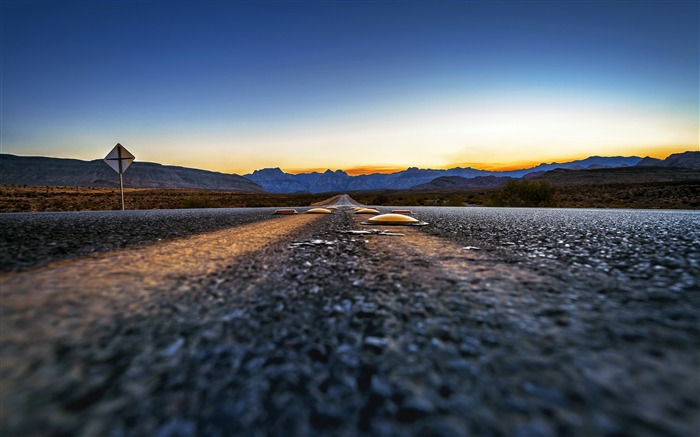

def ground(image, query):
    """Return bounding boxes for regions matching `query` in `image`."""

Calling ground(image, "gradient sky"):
[2,1,698,175]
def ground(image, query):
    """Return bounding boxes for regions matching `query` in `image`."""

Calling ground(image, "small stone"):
[364,336,389,351]
[430,338,444,348]
[397,396,435,422]
[155,419,196,437]
[222,309,246,321]
[163,337,185,357]
[357,303,377,317]
[370,377,393,398]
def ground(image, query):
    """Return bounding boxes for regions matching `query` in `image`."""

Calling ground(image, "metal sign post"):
[103,143,135,210]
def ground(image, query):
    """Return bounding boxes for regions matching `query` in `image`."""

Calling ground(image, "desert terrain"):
[1,179,699,213]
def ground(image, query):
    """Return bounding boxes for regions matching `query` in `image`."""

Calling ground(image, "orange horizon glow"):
[272,147,696,176]
[285,165,408,176]
[8,145,695,177]
[441,145,695,173]
[344,166,409,176]
[4,3,697,182]
[6,89,697,178]
[210,99,698,175]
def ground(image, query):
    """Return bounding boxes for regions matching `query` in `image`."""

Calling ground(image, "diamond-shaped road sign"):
[104,143,135,174]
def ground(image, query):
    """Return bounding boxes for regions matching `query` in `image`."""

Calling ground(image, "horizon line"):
[2,149,695,176]
[277,150,690,176]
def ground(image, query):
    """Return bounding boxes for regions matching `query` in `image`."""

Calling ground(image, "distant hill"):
[503,155,643,177]
[659,151,700,169]
[636,151,699,169]
[0,154,264,192]
[636,156,664,167]
[245,156,644,193]
[245,166,493,193]
[5,152,692,194]
[411,154,699,192]
[411,175,512,190]
[531,166,700,186]
[408,165,698,192]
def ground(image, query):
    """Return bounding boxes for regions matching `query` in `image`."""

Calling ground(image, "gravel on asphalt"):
[1,206,698,436]
[0,208,287,273]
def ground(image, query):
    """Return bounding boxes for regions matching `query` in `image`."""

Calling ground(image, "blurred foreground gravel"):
[0,208,280,273]
[1,205,698,436]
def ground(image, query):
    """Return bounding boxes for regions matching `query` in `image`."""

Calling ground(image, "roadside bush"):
[446,195,464,206]
[182,196,219,209]
[487,180,557,207]
[372,194,390,205]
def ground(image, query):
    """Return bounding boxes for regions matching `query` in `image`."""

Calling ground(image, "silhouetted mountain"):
[6,152,683,194]
[502,155,643,177]
[0,154,263,192]
[245,166,492,193]
[661,151,700,169]
[523,171,546,179]
[245,156,644,193]
[635,151,699,169]
[636,156,664,167]
[245,168,309,193]
[411,176,512,190]
[531,166,700,186]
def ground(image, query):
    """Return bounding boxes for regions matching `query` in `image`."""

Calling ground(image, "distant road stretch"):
[1,198,698,436]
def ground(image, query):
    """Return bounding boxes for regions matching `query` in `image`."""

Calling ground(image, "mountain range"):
[410,152,698,191]
[636,152,700,169]
[2,152,697,193]
[244,155,646,193]
[0,154,263,192]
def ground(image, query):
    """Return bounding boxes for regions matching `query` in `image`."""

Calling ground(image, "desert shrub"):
[446,195,464,206]
[372,194,390,205]
[487,180,557,207]
[182,196,219,209]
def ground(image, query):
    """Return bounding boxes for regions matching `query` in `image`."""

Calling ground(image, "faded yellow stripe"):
[0,213,326,408]
[0,214,323,321]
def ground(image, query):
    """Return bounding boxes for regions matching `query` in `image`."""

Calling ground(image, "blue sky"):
[2,1,698,174]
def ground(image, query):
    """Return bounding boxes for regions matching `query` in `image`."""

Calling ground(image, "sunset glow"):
[1,1,697,175]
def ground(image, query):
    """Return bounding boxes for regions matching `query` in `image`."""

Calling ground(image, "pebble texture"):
[1,205,698,436]
[0,208,283,273]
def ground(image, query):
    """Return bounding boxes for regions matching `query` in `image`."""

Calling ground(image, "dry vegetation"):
[0,185,337,213]
[1,180,698,213]
[555,180,700,209]
[351,179,700,209]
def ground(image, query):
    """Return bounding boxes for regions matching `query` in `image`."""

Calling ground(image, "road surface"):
[1,198,698,436]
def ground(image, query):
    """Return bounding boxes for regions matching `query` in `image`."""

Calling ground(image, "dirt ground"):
[1,181,698,213]
[0,185,337,213]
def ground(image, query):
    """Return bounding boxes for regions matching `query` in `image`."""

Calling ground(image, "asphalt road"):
[0,208,282,273]
[1,200,698,436]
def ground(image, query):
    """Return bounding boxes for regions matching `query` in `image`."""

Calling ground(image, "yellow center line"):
[0,214,325,319]
[0,213,329,402]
